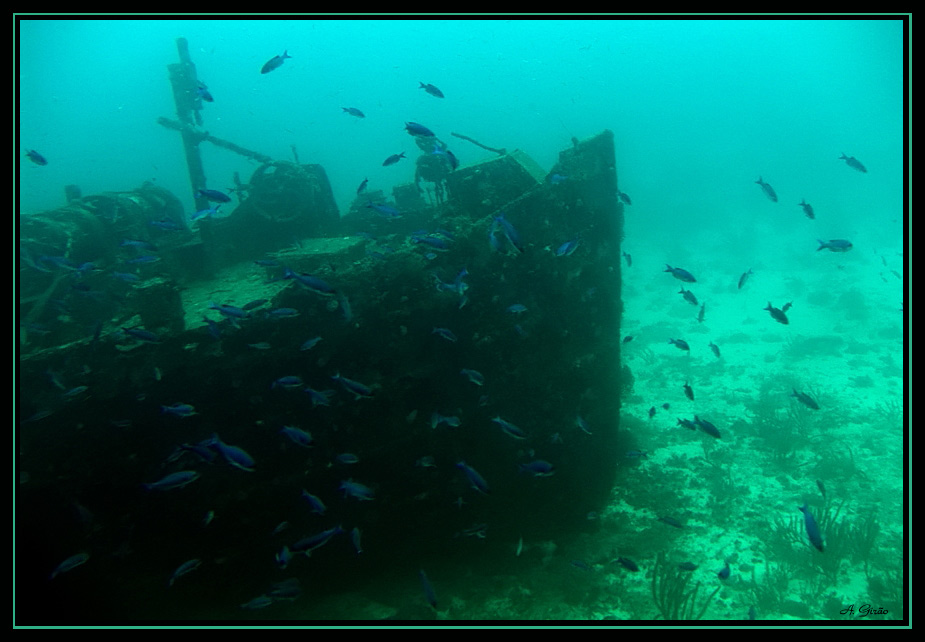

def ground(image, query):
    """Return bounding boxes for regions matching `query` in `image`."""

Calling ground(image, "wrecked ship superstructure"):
[17,39,627,622]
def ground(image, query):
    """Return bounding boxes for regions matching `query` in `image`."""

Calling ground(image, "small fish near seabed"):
[755,176,778,202]
[816,239,853,252]
[342,107,365,118]
[694,415,721,439]
[791,389,820,410]
[261,50,292,74]
[839,153,867,173]
[763,302,789,325]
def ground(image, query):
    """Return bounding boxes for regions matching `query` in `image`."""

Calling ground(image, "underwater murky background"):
[17,18,905,623]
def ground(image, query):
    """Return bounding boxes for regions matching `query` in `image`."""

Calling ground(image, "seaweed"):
[651,551,720,620]
[746,560,791,613]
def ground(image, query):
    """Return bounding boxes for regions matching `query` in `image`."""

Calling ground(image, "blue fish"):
[493,214,525,253]
[305,387,335,407]
[339,479,375,501]
[492,416,527,440]
[432,145,459,170]
[25,149,48,165]
[240,595,274,610]
[432,327,458,343]
[419,82,444,98]
[208,434,255,472]
[411,234,451,251]
[668,338,690,352]
[209,302,248,319]
[169,558,202,586]
[839,153,867,173]
[300,336,323,351]
[405,122,436,137]
[456,461,490,494]
[275,546,293,570]
[419,569,438,610]
[142,470,200,491]
[764,302,789,325]
[694,415,721,439]
[261,50,291,74]
[738,268,753,290]
[283,268,336,295]
[49,553,89,579]
[518,460,555,477]
[122,326,162,343]
[798,199,815,219]
[816,239,853,252]
[342,107,365,118]
[268,578,303,600]
[382,152,406,166]
[367,201,402,218]
[791,389,820,410]
[191,205,221,221]
[301,489,327,515]
[196,188,232,203]
[331,373,374,399]
[161,403,197,418]
[280,425,313,448]
[430,412,461,429]
[755,176,778,202]
[268,307,300,318]
[125,255,160,265]
[291,525,344,556]
[576,415,593,435]
[717,559,731,580]
[799,503,824,552]
[272,375,304,389]
[195,82,213,102]
[679,288,698,306]
[664,265,696,283]
[351,527,363,554]
[555,238,580,257]
[460,369,485,386]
